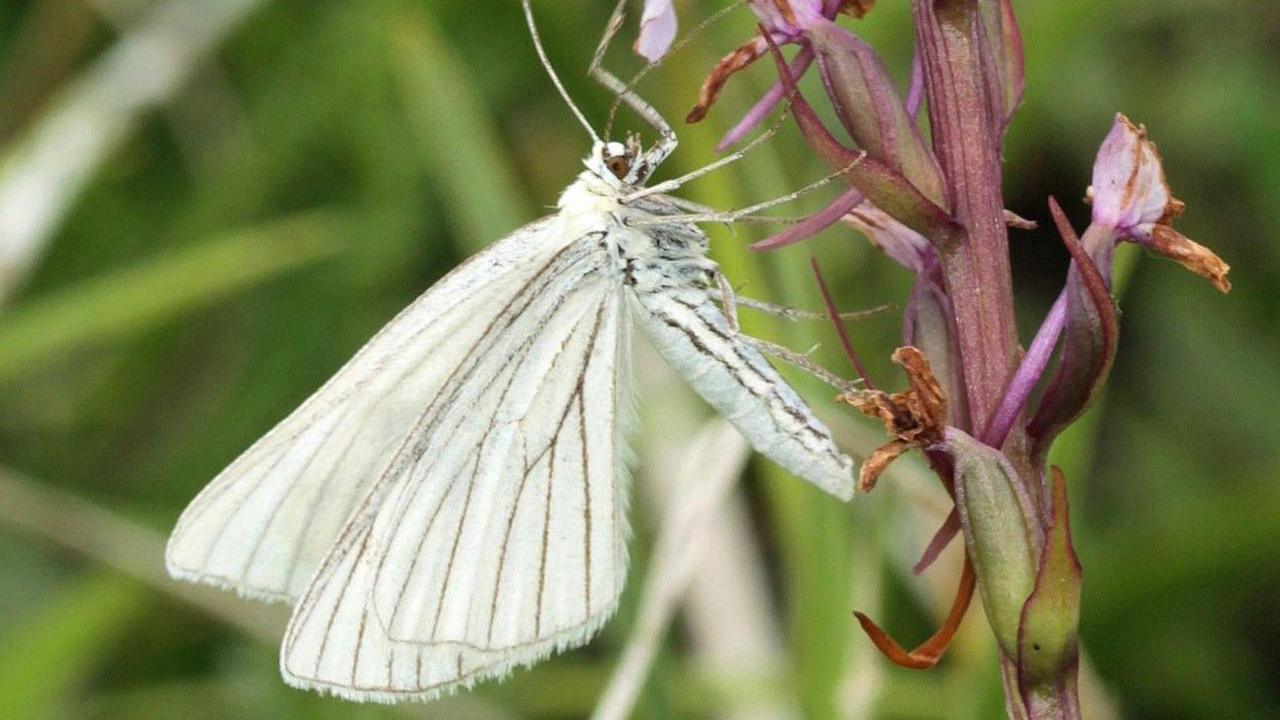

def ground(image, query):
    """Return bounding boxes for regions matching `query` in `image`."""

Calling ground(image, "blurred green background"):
[0,1,1276,718]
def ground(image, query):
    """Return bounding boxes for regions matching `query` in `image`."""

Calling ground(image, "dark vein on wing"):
[535,415,557,639]
[665,296,834,450]
[576,299,609,618]
[409,276,600,640]
[178,218,558,571]
[579,390,592,617]
[368,244,597,635]
[351,608,369,684]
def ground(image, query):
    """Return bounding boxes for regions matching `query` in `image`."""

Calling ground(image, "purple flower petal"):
[1088,114,1231,292]
[1025,199,1119,458]
[748,0,827,37]
[983,292,1065,448]
[912,508,960,575]
[1088,114,1175,233]
[905,49,924,118]
[634,0,678,63]
[842,202,939,279]
[750,185,864,252]
[699,0,851,148]
[715,47,815,152]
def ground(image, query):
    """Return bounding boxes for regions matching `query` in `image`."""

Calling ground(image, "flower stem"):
[911,3,1085,717]
[911,0,1019,434]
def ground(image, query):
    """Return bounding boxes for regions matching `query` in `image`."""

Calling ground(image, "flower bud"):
[808,22,948,206]
[1017,467,1082,699]
[945,428,1041,657]
[903,282,963,424]
[762,33,960,244]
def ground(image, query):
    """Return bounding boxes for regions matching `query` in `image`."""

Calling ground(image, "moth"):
[166,0,855,702]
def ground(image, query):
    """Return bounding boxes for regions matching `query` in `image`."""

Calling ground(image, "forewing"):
[165,217,564,603]
[280,235,633,701]
[632,283,855,500]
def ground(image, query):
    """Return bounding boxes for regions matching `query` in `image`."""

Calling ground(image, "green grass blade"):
[0,210,348,385]
[0,573,149,720]
[387,6,531,253]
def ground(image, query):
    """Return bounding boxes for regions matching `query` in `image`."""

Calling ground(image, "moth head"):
[588,133,654,188]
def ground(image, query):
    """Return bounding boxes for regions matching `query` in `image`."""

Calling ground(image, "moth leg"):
[590,0,677,165]
[631,155,866,226]
[623,112,789,204]
[715,272,740,333]
[659,195,805,226]
[744,336,859,395]
[712,294,893,324]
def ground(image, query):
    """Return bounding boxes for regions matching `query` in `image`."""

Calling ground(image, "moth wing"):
[631,284,855,500]
[165,216,565,603]
[280,234,633,702]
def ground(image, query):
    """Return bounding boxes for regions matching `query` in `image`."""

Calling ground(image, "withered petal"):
[853,557,976,669]
[687,36,767,124]
[860,439,912,493]
[1147,224,1232,293]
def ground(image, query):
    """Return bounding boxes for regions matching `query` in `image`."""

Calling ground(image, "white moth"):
[166,0,855,703]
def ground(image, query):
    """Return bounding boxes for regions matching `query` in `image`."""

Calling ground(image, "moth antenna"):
[594,0,629,141]
[604,0,746,140]
[522,0,601,145]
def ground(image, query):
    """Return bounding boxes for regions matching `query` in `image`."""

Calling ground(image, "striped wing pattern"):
[167,184,856,704]
[630,284,854,500]
[279,233,633,701]
[165,217,564,603]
